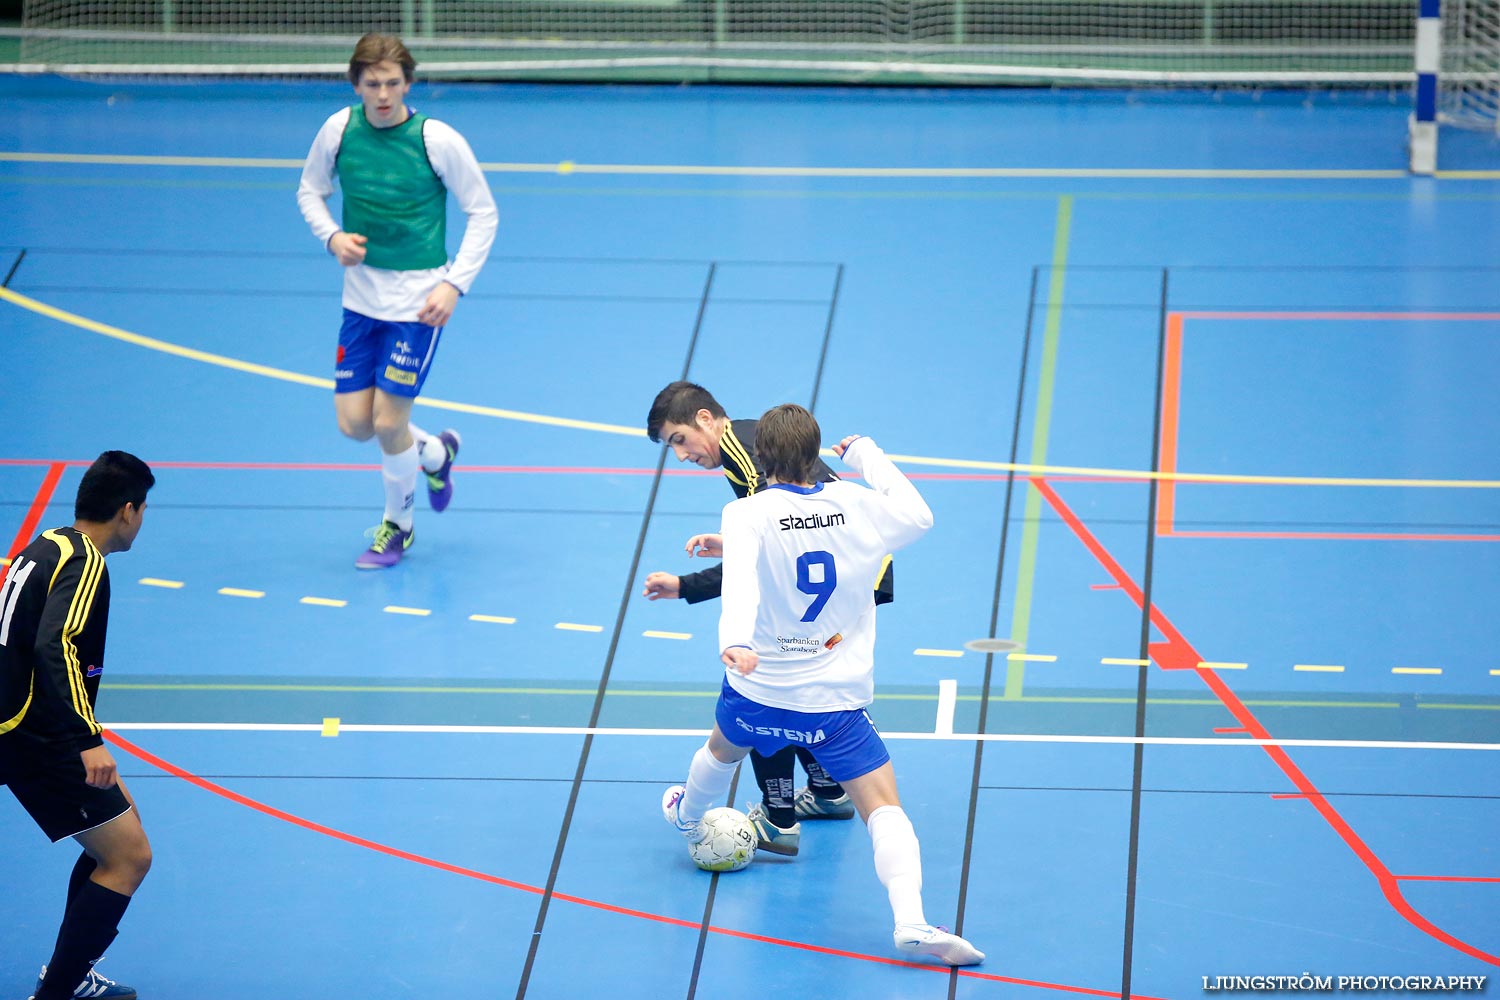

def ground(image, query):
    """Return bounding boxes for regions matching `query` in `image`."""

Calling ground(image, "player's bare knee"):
[338,414,375,440]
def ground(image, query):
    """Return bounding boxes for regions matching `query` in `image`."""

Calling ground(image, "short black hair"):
[755,404,822,485]
[75,451,155,522]
[646,381,726,443]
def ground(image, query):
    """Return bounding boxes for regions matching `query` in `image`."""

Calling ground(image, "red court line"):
[102,731,1163,999]
[1168,530,1500,543]
[1212,727,1250,735]
[1029,477,1500,969]
[1157,311,1500,544]
[0,458,997,483]
[1156,313,1184,537]
[1,462,66,587]
[1397,876,1500,884]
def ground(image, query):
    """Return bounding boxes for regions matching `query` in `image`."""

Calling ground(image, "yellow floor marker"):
[556,622,604,633]
[218,587,265,598]
[384,606,431,617]
[321,717,340,737]
[139,578,184,589]
[301,596,348,608]
[915,648,964,658]
[643,630,692,640]
[470,614,517,624]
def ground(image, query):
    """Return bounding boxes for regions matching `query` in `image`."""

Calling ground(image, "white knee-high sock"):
[381,442,420,531]
[867,804,926,927]
[680,742,739,826]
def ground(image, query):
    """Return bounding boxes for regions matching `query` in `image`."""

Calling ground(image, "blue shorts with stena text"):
[715,677,889,783]
[335,309,442,397]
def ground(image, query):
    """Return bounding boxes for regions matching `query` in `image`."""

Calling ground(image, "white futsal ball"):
[688,807,757,872]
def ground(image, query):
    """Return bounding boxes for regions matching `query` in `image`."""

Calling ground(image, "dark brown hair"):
[646,381,726,443]
[348,33,416,85]
[755,404,822,485]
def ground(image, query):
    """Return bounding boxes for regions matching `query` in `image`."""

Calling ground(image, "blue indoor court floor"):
[2,76,1499,999]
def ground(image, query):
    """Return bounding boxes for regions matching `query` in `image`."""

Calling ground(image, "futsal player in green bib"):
[297,33,498,568]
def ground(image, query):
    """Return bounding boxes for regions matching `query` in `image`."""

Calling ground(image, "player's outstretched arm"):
[838,435,933,550]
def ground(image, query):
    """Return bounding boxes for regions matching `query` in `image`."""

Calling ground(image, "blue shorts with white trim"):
[335,308,443,397]
[714,677,889,783]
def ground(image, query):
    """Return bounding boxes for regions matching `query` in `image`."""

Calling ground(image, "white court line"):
[102,722,1500,751]
[935,679,958,736]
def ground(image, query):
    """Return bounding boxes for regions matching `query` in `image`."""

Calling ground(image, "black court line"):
[11,284,830,306]
[806,263,844,416]
[1119,268,1172,1000]
[947,265,1041,1000]
[512,262,717,1000]
[2,249,25,287]
[3,246,844,268]
[680,264,842,1000]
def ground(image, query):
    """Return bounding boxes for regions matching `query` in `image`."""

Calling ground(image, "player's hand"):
[685,533,722,559]
[722,646,759,676]
[642,572,681,600]
[329,231,368,267]
[418,281,460,328]
[832,435,860,458]
[80,745,119,789]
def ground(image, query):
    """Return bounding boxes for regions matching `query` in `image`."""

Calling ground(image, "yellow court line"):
[1295,664,1346,673]
[1492,669,1500,677]
[0,286,644,438]
[217,587,265,599]
[470,614,517,624]
[556,622,604,633]
[300,596,347,608]
[383,606,432,617]
[643,630,692,640]
[1200,661,1249,670]
[320,717,341,737]
[1007,652,1057,662]
[1393,667,1442,675]
[915,648,964,658]
[0,151,1417,180]
[138,578,184,589]
[6,285,1500,489]
[1101,657,1150,666]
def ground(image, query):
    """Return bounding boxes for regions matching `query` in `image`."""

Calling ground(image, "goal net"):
[14,0,1417,84]
[1439,0,1500,130]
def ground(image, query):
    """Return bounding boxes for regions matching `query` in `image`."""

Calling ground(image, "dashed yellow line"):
[470,614,517,624]
[1491,669,1500,677]
[643,630,692,640]
[384,606,431,617]
[1199,661,1249,671]
[1008,652,1057,662]
[1295,664,1346,673]
[556,622,604,633]
[915,648,964,658]
[139,578,184,589]
[1102,657,1150,666]
[1394,667,1442,676]
[218,587,264,599]
[300,596,347,608]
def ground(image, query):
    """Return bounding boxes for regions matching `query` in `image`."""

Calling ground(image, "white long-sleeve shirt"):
[718,436,933,712]
[296,106,498,322]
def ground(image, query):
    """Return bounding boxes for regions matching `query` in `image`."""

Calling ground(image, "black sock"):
[49,853,99,963]
[749,747,797,829]
[36,879,131,1000]
[66,852,98,909]
[796,748,846,798]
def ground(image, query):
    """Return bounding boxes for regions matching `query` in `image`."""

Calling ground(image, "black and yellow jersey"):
[680,418,895,606]
[0,527,110,755]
